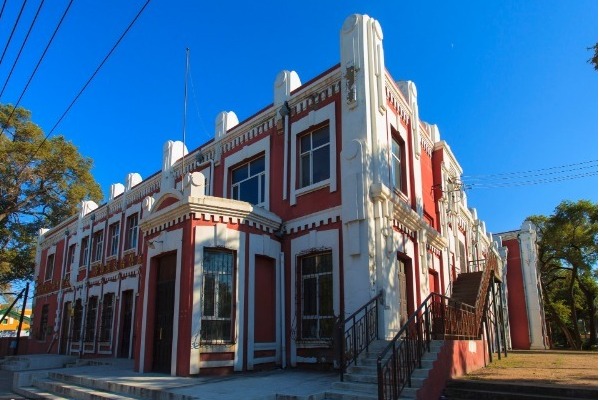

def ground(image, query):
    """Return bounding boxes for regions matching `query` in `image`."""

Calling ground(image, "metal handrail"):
[338,291,383,381]
[376,293,477,400]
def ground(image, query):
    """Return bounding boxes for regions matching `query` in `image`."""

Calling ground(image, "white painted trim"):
[290,102,337,205]
[222,135,271,211]
[199,360,234,368]
[247,234,281,370]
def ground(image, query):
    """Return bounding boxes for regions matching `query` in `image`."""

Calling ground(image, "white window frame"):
[125,213,139,251]
[108,222,120,258]
[299,125,330,190]
[223,136,270,211]
[230,156,266,207]
[290,102,337,205]
[92,230,104,263]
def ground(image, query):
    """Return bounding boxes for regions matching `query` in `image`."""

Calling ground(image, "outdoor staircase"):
[450,271,483,307]
[322,340,444,399]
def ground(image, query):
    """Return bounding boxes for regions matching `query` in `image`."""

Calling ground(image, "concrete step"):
[34,377,139,400]
[444,380,598,400]
[1,355,77,371]
[344,372,377,384]
[331,381,377,395]
[13,385,71,400]
[323,388,378,400]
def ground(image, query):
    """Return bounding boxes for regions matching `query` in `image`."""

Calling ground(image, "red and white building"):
[30,14,503,376]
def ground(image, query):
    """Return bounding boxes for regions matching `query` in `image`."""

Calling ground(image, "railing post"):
[391,342,398,399]
[352,315,357,366]
[365,303,370,354]
[339,318,345,382]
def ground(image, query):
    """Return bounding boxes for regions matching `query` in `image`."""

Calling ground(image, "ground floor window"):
[299,251,334,340]
[84,296,98,342]
[201,249,234,344]
[100,293,115,342]
[38,304,49,340]
[72,299,83,342]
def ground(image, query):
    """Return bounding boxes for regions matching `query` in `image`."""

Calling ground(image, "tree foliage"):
[589,42,598,71]
[0,104,102,288]
[528,200,598,349]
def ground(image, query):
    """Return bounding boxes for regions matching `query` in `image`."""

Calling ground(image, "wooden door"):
[118,290,134,358]
[152,254,176,373]
[254,256,276,343]
[398,260,408,326]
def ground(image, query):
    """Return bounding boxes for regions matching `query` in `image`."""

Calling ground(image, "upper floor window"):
[92,230,104,263]
[125,213,139,251]
[231,156,265,206]
[391,135,406,194]
[80,237,90,267]
[299,125,330,188]
[66,244,76,274]
[107,222,120,257]
[201,249,234,344]
[299,251,334,340]
[44,254,55,282]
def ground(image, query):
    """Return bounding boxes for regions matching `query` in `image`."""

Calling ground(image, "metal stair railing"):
[338,290,383,381]
[376,293,477,400]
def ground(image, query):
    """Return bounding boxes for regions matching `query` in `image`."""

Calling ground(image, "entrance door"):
[397,260,408,326]
[152,253,176,373]
[118,290,134,358]
[59,301,71,354]
[254,256,276,343]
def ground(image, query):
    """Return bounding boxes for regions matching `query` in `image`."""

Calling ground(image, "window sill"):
[106,255,117,262]
[123,248,137,256]
[296,179,330,198]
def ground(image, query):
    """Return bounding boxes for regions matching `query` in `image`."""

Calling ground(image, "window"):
[66,244,76,275]
[299,125,330,188]
[38,304,49,340]
[391,135,406,193]
[44,254,55,282]
[300,252,334,340]
[201,249,234,344]
[107,222,120,257]
[80,237,90,267]
[85,296,98,342]
[125,213,139,250]
[231,156,266,206]
[99,293,114,342]
[72,300,83,342]
[92,230,104,263]
[459,241,467,273]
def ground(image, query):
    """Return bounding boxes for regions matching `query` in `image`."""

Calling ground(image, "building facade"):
[494,222,548,350]
[29,14,501,376]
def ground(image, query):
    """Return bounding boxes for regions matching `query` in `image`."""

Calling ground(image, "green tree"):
[529,200,598,349]
[0,103,102,288]
[589,43,598,71]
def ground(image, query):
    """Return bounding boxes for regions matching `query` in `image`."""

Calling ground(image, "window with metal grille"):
[300,251,334,340]
[72,299,83,342]
[38,304,49,340]
[299,125,330,188]
[231,156,266,206]
[108,223,120,257]
[125,213,139,250]
[85,296,98,342]
[92,231,104,262]
[44,254,55,282]
[201,249,234,344]
[99,293,114,342]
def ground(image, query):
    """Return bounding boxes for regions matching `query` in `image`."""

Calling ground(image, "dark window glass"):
[201,249,234,344]
[300,252,334,340]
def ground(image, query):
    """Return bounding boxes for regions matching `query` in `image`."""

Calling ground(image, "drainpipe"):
[280,101,290,201]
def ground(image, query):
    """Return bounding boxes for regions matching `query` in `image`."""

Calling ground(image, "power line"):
[0,0,74,137]
[0,0,46,99]
[0,0,28,66]
[462,160,597,180]
[0,1,7,24]
[463,170,597,190]
[46,0,150,138]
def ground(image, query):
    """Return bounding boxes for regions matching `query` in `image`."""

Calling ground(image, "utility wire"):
[45,0,150,137]
[0,0,28,66]
[463,170,597,190]
[8,0,151,185]
[0,1,7,24]
[0,0,74,137]
[0,0,46,99]
[462,160,597,179]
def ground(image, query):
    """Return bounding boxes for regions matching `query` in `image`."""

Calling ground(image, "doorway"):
[118,290,134,358]
[152,253,176,373]
[254,256,276,343]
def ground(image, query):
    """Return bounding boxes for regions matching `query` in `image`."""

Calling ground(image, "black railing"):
[338,291,383,381]
[376,293,477,400]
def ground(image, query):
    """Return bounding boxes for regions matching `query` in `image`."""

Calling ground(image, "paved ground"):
[462,349,598,388]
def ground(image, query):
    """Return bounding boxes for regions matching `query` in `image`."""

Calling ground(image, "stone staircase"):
[443,379,598,400]
[321,339,444,399]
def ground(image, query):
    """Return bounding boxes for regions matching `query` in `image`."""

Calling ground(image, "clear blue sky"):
[0,0,597,234]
